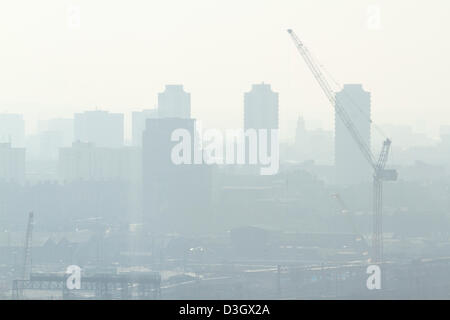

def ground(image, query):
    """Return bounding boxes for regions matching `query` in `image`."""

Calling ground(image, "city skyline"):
[1,0,450,302]
[1,82,449,147]
[0,1,449,140]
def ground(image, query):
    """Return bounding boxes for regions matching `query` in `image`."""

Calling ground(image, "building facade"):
[58,142,141,182]
[142,118,211,233]
[243,83,279,173]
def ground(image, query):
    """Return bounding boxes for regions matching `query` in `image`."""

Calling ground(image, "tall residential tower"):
[244,83,278,131]
[158,85,191,119]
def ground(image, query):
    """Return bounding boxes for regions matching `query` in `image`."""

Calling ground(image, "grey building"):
[243,83,279,172]
[158,85,191,119]
[335,84,371,184]
[132,109,158,146]
[74,110,124,148]
[0,143,25,184]
[58,142,141,182]
[142,118,211,234]
[244,83,278,131]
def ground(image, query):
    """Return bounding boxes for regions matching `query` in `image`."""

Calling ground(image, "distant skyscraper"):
[243,83,279,173]
[158,85,191,119]
[74,110,124,148]
[0,143,25,183]
[132,109,158,146]
[142,118,211,233]
[244,83,278,131]
[335,84,371,184]
[0,114,25,147]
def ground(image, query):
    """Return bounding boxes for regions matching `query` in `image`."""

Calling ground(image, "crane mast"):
[287,29,397,264]
[22,212,34,280]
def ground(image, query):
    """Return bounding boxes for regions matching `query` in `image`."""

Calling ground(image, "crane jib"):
[287,29,398,264]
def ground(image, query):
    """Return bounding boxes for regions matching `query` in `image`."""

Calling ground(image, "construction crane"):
[21,212,34,280]
[287,29,397,264]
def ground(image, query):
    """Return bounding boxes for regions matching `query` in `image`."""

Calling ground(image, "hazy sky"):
[0,0,449,141]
